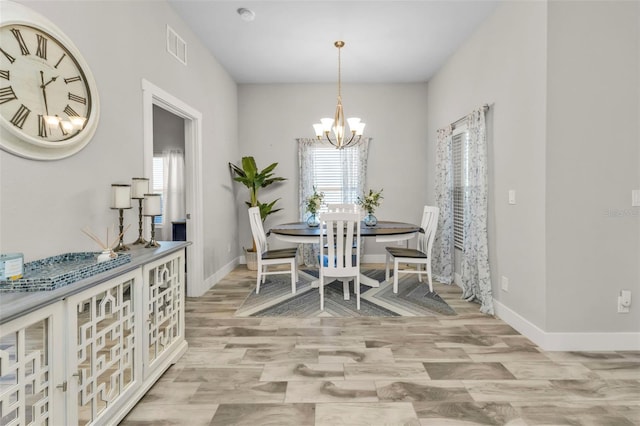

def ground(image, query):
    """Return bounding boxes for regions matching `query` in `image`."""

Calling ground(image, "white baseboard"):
[198,256,240,296]
[362,254,386,264]
[493,299,640,351]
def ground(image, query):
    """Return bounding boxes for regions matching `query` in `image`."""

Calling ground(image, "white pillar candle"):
[131,178,149,199]
[111,184,131,209]
[143,194,162,216]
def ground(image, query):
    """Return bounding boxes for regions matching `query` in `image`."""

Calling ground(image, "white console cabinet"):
[0,243,188,426]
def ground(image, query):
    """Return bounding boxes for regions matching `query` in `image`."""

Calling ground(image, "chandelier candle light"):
[143,193,162,248]
[131,178,149,245]
[110,184,132,251]
[313,41,365,149]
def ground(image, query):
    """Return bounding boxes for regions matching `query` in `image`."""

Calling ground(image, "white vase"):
[97,249,115,263]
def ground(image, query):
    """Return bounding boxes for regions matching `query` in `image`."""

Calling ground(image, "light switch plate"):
[632,190,640,207]
[508,190,516,205]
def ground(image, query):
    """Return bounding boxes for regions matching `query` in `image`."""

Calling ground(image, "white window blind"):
[311,145,361,209]
[452,130,468,250]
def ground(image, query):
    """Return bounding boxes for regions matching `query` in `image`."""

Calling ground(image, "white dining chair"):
[327,203,359,213]
[248,207,298,294]
[384,205,439,293]
[318,211,362,310]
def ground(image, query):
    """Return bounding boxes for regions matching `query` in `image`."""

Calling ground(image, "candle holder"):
[131,178,149,245]
[145,216,161,248]
[113,208,130,251]
[110,184,132,252]
[143,193,162,248]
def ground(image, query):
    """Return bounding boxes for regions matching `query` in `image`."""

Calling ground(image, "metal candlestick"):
[132,198,147,245]
[113,208,130,251]
[145,216,161,248]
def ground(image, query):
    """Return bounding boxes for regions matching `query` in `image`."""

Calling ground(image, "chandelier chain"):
[337,43,342,99]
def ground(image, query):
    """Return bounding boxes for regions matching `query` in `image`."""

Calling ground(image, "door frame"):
[141,79,204,297]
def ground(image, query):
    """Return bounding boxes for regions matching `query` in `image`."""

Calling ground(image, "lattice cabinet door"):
[65,269,142,426]
[142,250,185,377]
[0,303,65,425]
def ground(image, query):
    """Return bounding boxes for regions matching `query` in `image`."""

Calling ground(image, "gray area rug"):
[235,269,456,318]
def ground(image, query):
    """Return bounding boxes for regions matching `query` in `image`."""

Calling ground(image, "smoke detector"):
[237,8,255,22]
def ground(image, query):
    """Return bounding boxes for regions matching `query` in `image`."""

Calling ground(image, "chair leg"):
[262,265,267,284]
[342,279,350,301]
[290,261,296,294]
[393,258,400,294]
[320,277,324,311]
[355,275,360,310]
[256,265,261,294]
[385,252,391,281]
[427,262,433,292]
[417,263,423,282]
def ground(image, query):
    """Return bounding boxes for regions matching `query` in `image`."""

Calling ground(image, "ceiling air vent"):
[166,25,187,65]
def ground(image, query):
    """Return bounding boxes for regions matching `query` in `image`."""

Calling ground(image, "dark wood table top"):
[269,221,421,237]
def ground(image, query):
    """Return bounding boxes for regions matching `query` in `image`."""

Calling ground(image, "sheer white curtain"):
[297,138,370,266]
[160,149,185,241]
[433,108,493,314]
[432,126,454,285]
[461,109,493,314]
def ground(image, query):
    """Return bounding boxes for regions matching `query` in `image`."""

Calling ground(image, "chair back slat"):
[319,211,361,277]
[418,206,439,256]
[248,207,268,254]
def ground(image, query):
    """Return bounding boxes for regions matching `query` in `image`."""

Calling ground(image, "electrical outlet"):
[501,276,509,292]
[618,290,631,313]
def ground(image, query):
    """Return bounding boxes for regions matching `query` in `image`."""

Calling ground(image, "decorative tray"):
[0,252,131,292]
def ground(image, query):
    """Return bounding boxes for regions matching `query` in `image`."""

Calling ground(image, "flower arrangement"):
[305,187,325,214]
[357,188,384,214]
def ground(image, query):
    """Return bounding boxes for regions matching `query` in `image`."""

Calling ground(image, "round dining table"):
[269,220,421,288]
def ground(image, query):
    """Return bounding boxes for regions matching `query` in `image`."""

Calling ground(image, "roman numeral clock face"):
[0,4,99,160]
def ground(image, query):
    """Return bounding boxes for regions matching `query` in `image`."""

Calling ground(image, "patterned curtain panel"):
[297,138,370,266]
[297,138,320,266]
[461,109,494,314]
[432,126,454,284]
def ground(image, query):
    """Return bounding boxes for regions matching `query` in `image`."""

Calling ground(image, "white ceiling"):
[167,0,501,84]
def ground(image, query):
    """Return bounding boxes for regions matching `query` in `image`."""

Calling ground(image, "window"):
[309,144,362,210]
[152,156,164,224]
[452,128,469,250]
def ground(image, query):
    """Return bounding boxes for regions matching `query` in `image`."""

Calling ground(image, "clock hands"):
[39,71,61,128]
[39,70,50,115]
[41,75,58,88]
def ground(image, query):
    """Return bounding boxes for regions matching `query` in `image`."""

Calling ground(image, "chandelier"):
[313,41,365,149]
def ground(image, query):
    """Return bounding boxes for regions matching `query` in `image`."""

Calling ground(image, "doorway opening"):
[142,79,204,297]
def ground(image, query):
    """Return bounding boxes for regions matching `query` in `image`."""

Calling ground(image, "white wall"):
[237,83,430,259]
[546,0,640,333]
[426,0,640,344]
[426,1,549,327]
[0,1,239,289]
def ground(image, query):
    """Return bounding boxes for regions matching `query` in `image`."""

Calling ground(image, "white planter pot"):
[244,248,257,270]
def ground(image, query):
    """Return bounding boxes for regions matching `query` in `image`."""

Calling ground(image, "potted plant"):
[229,156,287,269]
[357,188,383,226]
[304,187,324,227]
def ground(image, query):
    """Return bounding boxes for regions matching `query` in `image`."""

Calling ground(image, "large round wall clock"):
[0,1,99,160]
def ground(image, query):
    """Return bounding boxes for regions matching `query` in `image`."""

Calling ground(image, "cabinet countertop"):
[0,241,190,325]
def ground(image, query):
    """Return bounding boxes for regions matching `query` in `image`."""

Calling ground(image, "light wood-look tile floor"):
[121,265,640,426]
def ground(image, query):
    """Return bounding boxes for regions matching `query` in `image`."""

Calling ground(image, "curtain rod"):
[451,104,490,129]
